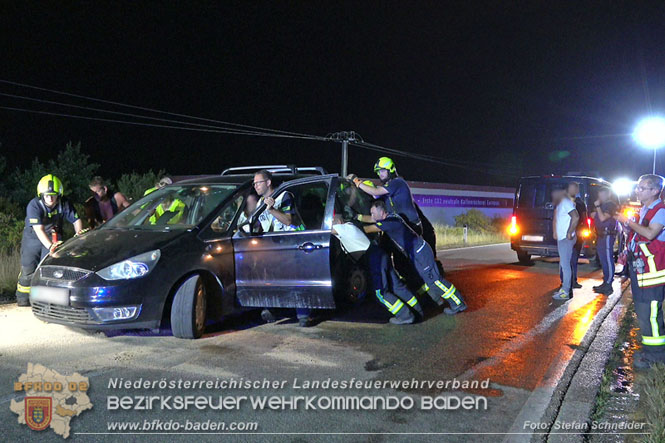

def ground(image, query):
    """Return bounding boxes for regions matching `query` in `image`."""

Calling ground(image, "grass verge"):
[642,363,665,442]
[590,298,665,443]
[590,303,637,421]
[434,224,508,249]
[0,249,20,300]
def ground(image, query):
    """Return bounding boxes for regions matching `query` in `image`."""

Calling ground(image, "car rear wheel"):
[171,275,207,339]
[345,265,368,303]
[517,251,532,264]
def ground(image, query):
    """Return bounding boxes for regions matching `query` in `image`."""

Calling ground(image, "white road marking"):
[500,280,623,443]
[460,282,606,382]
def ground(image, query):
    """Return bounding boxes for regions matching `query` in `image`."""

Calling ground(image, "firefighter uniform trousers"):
[367,244,423,322]
[16,233,49,304]
[629,263,665,358]
[412,240,465,309]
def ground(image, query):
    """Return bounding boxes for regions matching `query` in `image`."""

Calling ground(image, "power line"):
[0,105,326,141]
[0,102,519,175]
[349,142,522,177]
[350,141,523,175]
[0,91,288,136]
[0,79,329,141]
[0,79,521,176]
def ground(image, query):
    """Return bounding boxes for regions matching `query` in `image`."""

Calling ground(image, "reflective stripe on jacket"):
[629,202,665,287]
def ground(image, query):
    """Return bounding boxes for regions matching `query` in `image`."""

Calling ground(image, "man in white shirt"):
[552,185,580,300]
[253,170,299,232]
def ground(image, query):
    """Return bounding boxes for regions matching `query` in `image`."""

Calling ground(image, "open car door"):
[232,175,336,309]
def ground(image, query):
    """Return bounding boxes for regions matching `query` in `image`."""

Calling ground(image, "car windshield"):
[102,184,239,230]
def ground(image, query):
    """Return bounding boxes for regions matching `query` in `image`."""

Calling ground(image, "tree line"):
[0,141,166,253]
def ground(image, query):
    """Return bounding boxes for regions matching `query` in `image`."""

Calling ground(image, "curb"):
[546,287,630,442]
[532,280,630,443]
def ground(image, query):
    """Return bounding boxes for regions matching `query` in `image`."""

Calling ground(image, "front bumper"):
[29,266,164,330]
[30,301,154,329]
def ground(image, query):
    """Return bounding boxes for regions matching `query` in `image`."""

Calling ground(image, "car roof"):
[518,175,613,186]
[174,173,323,186]
[519,175,603,181]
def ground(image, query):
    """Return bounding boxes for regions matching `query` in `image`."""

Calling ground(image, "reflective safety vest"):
[149,199,186,225]
[143,186,158,196]
[629,201,665,288]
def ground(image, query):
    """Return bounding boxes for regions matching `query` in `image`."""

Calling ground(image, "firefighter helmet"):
[37,174,64,197]
[362,180,376,187]
[373,157,396,175]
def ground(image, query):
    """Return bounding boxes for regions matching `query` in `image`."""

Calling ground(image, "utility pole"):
[329,131,360,177]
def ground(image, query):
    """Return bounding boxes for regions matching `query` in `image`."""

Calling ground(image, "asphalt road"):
[0,243,616,442]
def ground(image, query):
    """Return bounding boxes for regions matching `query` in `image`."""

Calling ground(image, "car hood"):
[42,228,189,271]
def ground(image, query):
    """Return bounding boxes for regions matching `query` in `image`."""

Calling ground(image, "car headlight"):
[97,250,161,280]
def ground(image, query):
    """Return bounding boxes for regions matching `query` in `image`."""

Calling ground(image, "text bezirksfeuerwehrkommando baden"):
[106,378,491,411]
[107,377,490,391]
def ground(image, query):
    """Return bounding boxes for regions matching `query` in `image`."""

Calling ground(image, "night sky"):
[2,2,665,187]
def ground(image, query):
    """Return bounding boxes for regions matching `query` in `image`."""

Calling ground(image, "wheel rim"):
[348,268,366,302]
[194,281,206,334]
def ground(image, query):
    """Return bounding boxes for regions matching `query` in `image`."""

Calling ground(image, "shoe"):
[552,290,570,300]
[298,317,314,327]
[389,315,414,325]
[597,285,613,295]
[261,309,276,323]
[16,296,30,307]
[572,282,582,289]
[592,283,605,290]
[593,283,611,293]
[444,302,467,315]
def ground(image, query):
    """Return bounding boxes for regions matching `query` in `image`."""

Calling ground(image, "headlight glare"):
[97,250,161,280]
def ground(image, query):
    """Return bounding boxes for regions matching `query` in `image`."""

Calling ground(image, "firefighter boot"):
[389,307,415,325]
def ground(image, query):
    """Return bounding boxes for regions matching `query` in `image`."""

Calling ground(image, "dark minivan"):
[509,175,618,264]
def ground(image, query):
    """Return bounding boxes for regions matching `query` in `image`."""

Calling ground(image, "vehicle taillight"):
[508,215,519,236]
[581,217,592,238]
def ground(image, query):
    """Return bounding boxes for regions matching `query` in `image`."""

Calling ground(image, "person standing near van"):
[566,182,587,289]
[552,185,579,300]
[591,187,618,295]
[616,174,665,368]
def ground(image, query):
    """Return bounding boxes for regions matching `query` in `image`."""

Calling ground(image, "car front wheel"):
[171,275,207,339]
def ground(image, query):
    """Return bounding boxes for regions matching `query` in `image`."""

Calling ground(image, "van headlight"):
[97,250,161,280]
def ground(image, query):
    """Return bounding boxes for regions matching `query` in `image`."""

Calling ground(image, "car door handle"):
[298,242,322,252]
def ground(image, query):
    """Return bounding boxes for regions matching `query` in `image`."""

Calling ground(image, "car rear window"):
[518,179,577,208]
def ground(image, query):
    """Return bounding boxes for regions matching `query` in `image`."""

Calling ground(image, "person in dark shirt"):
[16,174,83,306]
[332,214,423,324]
[363,199,467,315]
[591,187,619,295]
[350,158,445,288]
[351,157,421,233]
[84,176,130,228]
